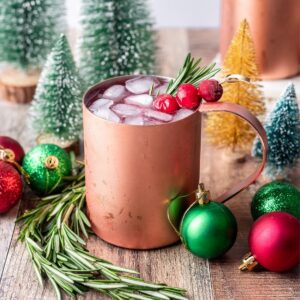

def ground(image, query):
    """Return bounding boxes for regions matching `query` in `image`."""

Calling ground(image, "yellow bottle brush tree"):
[205,19,265,152]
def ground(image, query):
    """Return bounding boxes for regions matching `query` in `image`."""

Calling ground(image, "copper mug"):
[220,0,300,79]
[83,75,268,250]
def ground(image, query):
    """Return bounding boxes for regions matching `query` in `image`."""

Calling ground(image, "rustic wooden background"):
[0,29,299,300]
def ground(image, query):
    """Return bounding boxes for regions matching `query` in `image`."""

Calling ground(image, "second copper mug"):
[83,75,268,250]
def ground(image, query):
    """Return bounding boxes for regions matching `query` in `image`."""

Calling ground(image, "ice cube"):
[112,104,142,117]
[173,109,194,121]
[124,94,153,107]
[153,82,169,96]
[89,98,114,111]
[125,76,159,94]
[124,116,145,125]
[93,107,121,123]
[103,84,127,101]
[144,109,173,122]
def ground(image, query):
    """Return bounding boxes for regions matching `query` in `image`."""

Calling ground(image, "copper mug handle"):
[199,102,268,203]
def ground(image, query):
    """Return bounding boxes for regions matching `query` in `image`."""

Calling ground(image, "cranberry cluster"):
[153,79,223,114]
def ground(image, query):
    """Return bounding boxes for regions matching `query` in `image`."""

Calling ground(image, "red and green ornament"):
[240,212,300,272]
[251,181,300,220]
[0,161,23,213]
[169,184,237,259]
[22,144,72,195]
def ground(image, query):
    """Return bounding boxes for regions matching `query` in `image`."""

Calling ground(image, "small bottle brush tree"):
[30,35,85,146]
[0,0,65,70]
[253,83,300,179]
[0,0,65,103]
[205,19,265,152]
[78,0,155,86]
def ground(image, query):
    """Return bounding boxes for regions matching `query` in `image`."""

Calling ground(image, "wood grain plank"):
[84,237,213,300]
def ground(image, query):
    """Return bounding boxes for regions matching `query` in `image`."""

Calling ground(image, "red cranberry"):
[153,94,179,114]
[176,83,201,109]
[198,79,223,102]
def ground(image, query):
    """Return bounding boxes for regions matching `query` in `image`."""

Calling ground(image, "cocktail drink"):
[88,75,195,125]
[83,74,267,250]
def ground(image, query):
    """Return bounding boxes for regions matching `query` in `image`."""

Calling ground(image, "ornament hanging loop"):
[221,74,263,88]
[196,183,211,205]
[0,147,15,161]
[0,148,30,184]
[45,156,59,169]
[239,252,258,271]
[223,74,251,84]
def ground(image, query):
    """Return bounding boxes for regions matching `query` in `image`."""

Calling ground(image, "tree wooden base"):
[36,133,80,156]
[0,82,37,104]
[0,67,40,104]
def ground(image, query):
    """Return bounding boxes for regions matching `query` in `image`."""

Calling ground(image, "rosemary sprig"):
[18,167,188,300]
[166,53,220,96]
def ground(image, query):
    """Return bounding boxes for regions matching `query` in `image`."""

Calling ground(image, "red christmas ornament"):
[0,136,25,163]
[240,212,300,272]
[176,83,201,109]
[198,79,223,102]
[0,161,23,213]
[153,94,179,114]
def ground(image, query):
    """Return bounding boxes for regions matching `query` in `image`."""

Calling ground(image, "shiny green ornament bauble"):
[251,181,300,220]
[180,186,237,259]
[22,144,72,194]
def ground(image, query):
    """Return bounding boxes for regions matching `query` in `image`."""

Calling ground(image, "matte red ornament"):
[248,212,300,272]
[153,94,179,114]
[198,79,223,102]
[0,161,23,213]
[176,83,201,109]
[0,136,25,163]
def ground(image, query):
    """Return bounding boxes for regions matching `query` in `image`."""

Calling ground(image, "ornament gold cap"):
[239,252,258,271]
[0,148,30,183]
[197,183,211,205]
[0,148,15,161]
[45,156,59,169]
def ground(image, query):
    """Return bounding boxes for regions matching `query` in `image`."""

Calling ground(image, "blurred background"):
[66,0,220,28]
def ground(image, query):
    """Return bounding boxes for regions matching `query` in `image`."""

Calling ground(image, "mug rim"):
[82,75,200,128]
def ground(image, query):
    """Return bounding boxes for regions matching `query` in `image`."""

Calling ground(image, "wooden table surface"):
[0,29,299,300]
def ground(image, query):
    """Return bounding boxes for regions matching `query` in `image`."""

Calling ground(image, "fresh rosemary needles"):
[18,168,188,300]
[166,53,220,96]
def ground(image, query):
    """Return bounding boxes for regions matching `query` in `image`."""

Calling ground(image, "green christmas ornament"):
[179,184,237,259]
[22,144,72,194]
[251,181,300,220]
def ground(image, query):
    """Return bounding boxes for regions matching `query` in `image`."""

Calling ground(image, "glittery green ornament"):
[251,181,300,220]
[22,144,72,194]
[179,184,237,259]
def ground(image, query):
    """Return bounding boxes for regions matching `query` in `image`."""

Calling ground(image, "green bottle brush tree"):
[30,34,85,150]
[253,83,300,179]
[78,0,156,86]
[0,0,65,103]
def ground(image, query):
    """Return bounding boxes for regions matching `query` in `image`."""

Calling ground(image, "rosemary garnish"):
[18,167,188,300]
[148,82,155,96]
[166,53,220,96]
